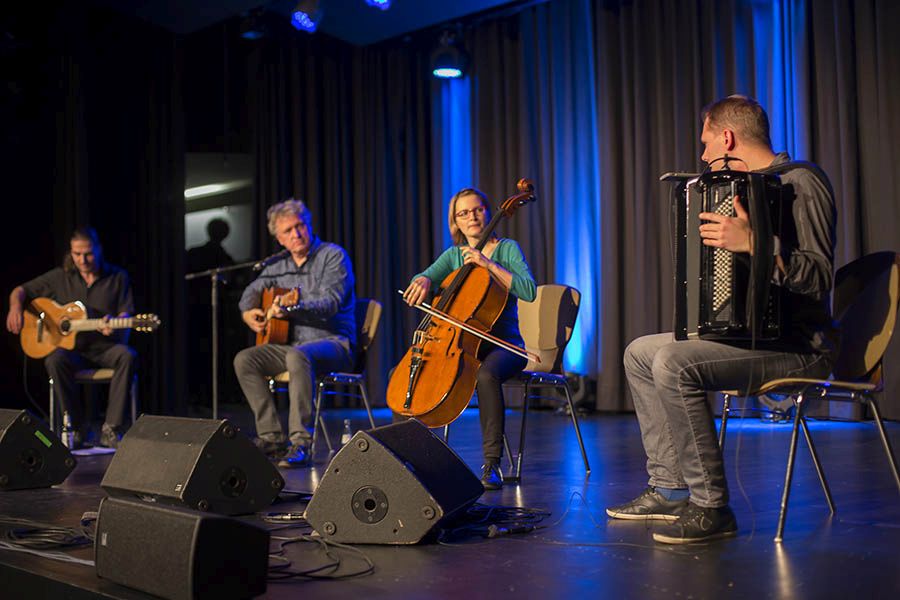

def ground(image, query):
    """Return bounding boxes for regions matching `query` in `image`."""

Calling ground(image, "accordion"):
[663,169,784,342]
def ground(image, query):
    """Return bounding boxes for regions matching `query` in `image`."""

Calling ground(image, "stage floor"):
[2,407,900,599]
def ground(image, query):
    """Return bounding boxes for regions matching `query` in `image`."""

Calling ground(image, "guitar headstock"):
[134,314,161,332]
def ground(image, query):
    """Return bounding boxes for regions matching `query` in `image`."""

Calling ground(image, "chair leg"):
[319,417,333,454]
[563,381,591,476]
[776,392,806,543]
[359,382,375,429]
[130,375,138,425]
[49,377,56,433]
[799,416,835,513]
[512,378,531,482]
[718,394,731,450]
[443,424,450,444]
[502,434,514,468]
[310,380,327,458]
[866,395,900,498]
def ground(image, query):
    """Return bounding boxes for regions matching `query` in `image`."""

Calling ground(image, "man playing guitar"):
[6,227,136,448]
[234,199,356,468]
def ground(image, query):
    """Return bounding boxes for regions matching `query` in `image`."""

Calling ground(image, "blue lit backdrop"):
[432,0,809,378]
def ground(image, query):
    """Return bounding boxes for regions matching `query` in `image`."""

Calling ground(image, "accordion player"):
[664,168,785,343]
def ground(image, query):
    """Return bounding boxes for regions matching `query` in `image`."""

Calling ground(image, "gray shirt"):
[239,238,356,350]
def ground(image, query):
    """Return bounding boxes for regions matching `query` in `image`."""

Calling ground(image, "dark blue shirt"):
[239,239,356,350]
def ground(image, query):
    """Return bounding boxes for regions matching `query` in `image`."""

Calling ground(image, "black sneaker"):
[277,443,310,469]
[652,502,738,544]
[480,462,503,491]
[254,437,288,460]
[606,487,689,521]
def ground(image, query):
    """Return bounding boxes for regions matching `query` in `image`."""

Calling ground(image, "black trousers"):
[44,344,137,430]
[389,346,526,463]
[476,346,527,463]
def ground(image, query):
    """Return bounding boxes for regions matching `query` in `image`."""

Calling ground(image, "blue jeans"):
[624,333,833,507]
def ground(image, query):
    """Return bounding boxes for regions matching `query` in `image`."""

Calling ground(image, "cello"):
[386,179,538,427]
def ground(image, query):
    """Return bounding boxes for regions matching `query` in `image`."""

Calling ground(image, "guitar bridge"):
[36,312,45,342]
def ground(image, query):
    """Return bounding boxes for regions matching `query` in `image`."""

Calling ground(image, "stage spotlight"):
[365,0,391,9]
[291,0,323,33]
[239,9,268,40]
[431,31,468,79]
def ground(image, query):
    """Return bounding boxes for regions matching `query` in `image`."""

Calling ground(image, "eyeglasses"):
[455,205,487,220]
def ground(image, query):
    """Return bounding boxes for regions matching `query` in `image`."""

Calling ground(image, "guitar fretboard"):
[68,318,139,332]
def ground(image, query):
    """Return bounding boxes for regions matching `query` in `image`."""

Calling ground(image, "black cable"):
[266,534,375,581]
[703,155,749,174]
[0,515,93,549]
[437,501,552,544]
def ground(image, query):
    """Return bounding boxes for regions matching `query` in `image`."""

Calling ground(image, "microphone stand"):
[185,258,259,420]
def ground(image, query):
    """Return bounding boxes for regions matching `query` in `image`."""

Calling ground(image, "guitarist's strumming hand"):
[266,294,288,320]
[6,306,24,335]
[6,286,26,335]
[242,308,267,333]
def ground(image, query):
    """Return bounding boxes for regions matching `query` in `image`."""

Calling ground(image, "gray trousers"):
[233,339,351,444]
[624,332,832,508]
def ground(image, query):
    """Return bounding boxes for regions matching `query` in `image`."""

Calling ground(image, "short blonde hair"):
[267,199,312,236]
[447,188,492,246]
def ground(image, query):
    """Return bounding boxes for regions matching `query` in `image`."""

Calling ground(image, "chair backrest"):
[517,284,581,374]
[353,298,383,373]
[831,251,900,382]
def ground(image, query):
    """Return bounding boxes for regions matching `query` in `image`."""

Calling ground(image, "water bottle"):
[62,411,75,449]
[341,419,353,446]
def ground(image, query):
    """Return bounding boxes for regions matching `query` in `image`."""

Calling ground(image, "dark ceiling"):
[93,0,521,45]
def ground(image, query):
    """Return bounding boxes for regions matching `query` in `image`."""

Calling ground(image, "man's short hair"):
[701,95,772,149]
[267,199,312,236]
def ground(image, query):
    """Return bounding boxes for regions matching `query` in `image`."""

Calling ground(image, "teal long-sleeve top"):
[412,238,536,346]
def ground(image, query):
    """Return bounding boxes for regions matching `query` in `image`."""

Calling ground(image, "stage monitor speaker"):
[0,409,75,490]
[304,419,483,544]
[100,415,284,515]
[95,496,269,600]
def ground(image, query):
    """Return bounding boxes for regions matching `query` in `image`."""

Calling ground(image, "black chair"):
[718,251,900,541]
[269,298,381,457]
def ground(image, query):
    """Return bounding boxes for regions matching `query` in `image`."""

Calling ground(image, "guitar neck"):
[68,318,136,332]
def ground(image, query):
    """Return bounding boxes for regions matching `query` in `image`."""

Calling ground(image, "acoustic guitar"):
[255,287,300,346]
[20,297,161,359]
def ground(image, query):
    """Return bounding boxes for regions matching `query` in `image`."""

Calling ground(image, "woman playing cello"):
[401,188,536,490]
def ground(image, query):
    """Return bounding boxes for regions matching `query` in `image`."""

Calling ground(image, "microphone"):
[253,249,290,271]
[487,524,535,538]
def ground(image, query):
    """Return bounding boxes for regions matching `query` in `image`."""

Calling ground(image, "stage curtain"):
[441,0,900,415]
[28,5,187,418]
[247,27,435,402]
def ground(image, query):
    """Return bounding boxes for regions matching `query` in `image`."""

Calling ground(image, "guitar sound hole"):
[59,319,70,334]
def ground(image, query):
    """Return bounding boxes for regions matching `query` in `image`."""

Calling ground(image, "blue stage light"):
[239,9,268,40]
[291,0,322,33]
[433,67,463,79]
[431,30,468,79]
[365,0,391,10]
